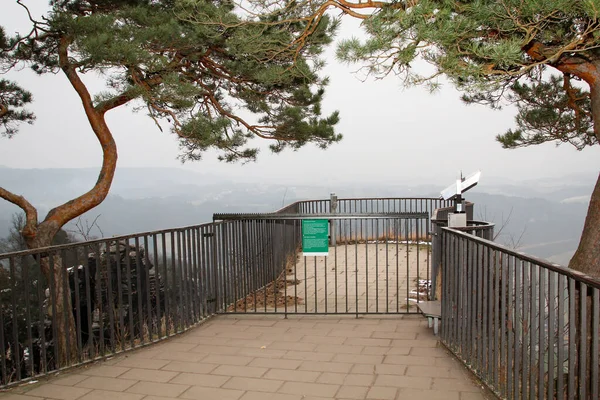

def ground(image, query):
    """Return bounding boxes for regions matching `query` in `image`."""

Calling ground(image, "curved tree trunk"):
[569,172,600,278]
[568,76,600,279]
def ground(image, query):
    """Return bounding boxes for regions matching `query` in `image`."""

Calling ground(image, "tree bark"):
[568,75,600,279]
[569,172,600,277]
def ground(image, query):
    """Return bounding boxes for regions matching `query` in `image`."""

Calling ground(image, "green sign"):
[302,219,329,256]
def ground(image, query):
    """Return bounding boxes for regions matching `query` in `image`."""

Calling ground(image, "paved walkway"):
[2,315,494,400]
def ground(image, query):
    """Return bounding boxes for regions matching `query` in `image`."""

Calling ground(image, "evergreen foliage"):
[335,0,600,150]
[2,0,341,161]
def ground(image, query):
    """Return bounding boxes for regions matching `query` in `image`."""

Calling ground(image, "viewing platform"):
[3,314,491,400]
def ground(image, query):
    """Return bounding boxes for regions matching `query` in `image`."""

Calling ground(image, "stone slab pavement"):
[1,314,496,400]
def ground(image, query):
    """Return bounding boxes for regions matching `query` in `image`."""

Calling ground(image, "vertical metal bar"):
[405,218,409,313]
[126,238,135,345]
[60,249,71,364]
[106,240,116,352]
[522,261,530,400]
[152,234,161,338]
[557,274,565,400]
[396,218,399,313]
[334,218,338,314]
[481,243,489,380]
[174,232,182,329]
[579,282,587,400]
[537,266,545,400]
[365,218,369,313]
[375,218,379,313]
[72,251,82,362]
[162,233,169,336]
[0,260,6,383]
[9,257,21,380]
[547,270,556,400]
[115,241,126,347]
[568,278,576,399]
[294,219,299,314]
[35,253,47,375]
[513,258,525,399]
[314,255,318,313]
[355,218,359,317]
[83,249,94,352]
[199,228,207,318]
[592,288,599,400]
[344,217,349,313]
[507,254,514,398]
[134,237,144,342]
[22,256,34,378]
[475,243,486,375]
[94,243,104,357]
[498,251,506,395]
[143,236,153,340]
[385,218,389,314]
[529,264,537,400]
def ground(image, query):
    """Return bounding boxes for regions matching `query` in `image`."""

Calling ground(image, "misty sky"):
[1,1,598,188]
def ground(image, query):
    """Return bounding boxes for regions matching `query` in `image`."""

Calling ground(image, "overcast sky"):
[1,1,598,188]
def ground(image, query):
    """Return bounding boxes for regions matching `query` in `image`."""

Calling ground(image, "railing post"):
[330,193,338,247]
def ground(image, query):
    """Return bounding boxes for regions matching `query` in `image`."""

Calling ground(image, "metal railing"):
[0,197,445,387]
[0,222,224,386]
[440,227,600,400]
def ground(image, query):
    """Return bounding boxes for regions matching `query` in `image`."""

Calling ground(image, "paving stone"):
[52,374,89,386]
[397,388,460,400]
[316,372,345,385]
[153,351,207,363]
[79,390,145,400]
[282,351,335,362]
[24,384,92,400]
[126,381,189,397]
[373,375,432,389]
[366,386,397,400]
[431,378,483,392]
[161,361,217,374]
[81,366,130,378]
[239,391,301,400]
[333,353,384,365]
[76,376,138,391]
[114,358,170,370]
[406,365,455,378]
[179,386,244,400]
[264,369,319,383]
[211,365,268,378]
[119,368,178,383]
[223,376,283,392]
[169,372,230,387]
[336,385,369,399]
[202,354,254,366]
[278,381,340,397]
[299,361,353,373]
[383,355,436,366]
[249,357,301,370]
[268,341,317,352]
[0,395,52,400]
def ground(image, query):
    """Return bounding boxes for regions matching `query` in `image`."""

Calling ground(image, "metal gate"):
[213,213,430,315]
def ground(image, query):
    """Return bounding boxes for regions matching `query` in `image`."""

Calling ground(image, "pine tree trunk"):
[29,231,78,367]
[568,166,600,277]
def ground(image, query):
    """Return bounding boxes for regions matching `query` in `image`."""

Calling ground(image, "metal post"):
[330,193,338,247]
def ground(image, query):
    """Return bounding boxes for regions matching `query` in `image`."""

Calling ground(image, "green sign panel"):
[302,219,329,256]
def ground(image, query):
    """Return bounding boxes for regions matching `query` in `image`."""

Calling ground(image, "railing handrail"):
[442,226,600,289]
[0,220,221,259]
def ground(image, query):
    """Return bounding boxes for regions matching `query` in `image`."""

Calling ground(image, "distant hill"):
[0,166,595,266]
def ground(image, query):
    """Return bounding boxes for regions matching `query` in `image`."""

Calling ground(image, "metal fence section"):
[0,223,221,387]
[213,213,430,315]
[441,227,600,400]
[0,197,449,387]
